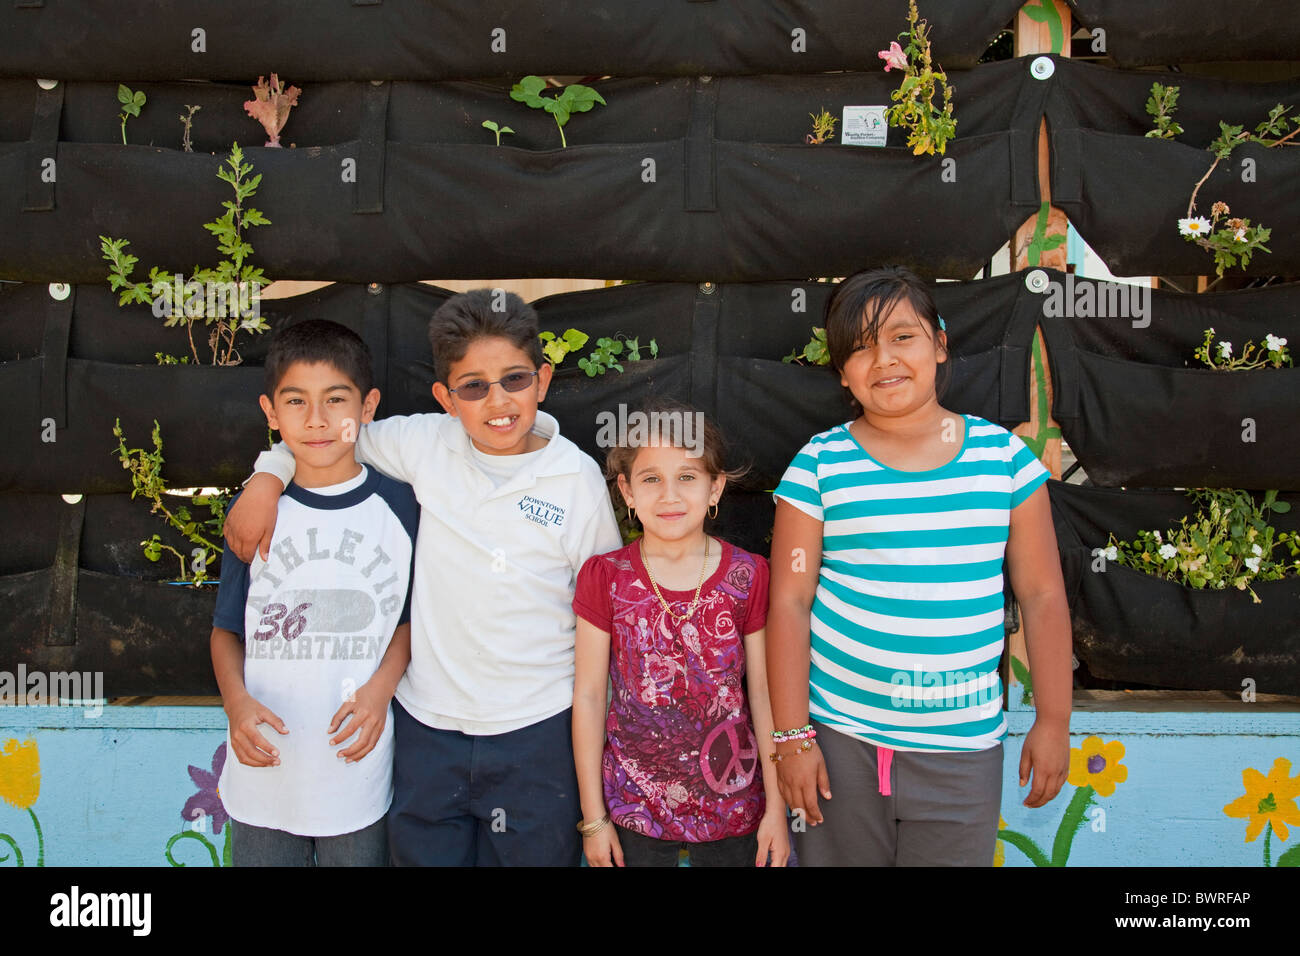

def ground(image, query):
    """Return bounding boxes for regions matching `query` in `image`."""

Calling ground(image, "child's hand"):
[225,692,288,767]
[1019,719,1069,807]
[755,806,790,867]
[775,743,831,826]
[328,679,391,764]
[226,473,283,563]
[583,824,624,867]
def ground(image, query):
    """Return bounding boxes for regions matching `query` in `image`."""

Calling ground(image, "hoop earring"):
[627,504,636,522]
[707,503,718,519]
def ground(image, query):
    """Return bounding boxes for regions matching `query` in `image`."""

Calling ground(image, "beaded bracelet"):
[769,740,815,762]
[771,723,813,742]
[778,729,818,742]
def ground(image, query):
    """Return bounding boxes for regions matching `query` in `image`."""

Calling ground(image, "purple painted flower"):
[182,742,229,834]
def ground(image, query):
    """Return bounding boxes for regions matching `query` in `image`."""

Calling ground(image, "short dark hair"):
[427,289,544,384]
[263,319,374,397]
[824,266,950,415]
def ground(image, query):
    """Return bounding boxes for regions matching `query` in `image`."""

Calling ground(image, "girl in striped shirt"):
[768,266,1073,866]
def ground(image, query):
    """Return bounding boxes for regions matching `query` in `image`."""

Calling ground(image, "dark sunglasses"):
[448,370,539,401]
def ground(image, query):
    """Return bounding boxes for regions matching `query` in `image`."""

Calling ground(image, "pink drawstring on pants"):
[877,746,894,795]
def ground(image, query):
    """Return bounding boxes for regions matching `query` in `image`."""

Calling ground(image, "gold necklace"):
[641,536,710,624]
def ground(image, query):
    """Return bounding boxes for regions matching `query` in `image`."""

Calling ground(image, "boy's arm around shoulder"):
[1006,482,1072,808]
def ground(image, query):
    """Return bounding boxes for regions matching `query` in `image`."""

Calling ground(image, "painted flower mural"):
[998,735,1127,867]
[1223,757,1300,867]
[1068,735,1129,797]
[164,742,231,866]
[0,738,44,866]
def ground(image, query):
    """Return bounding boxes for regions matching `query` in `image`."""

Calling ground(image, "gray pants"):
[793,721,1002,867]
[231,815,389,866]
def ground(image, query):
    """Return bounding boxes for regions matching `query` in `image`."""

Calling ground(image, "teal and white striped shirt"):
[772,415,1050,752]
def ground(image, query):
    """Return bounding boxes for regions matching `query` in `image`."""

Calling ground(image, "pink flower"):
[879,41,908,72]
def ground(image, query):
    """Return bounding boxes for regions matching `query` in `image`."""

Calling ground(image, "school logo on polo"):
[518,495,566,527]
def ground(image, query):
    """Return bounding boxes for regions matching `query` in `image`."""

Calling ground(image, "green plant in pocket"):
[101,142,271,366]
[879,0,956,155]
[509,76,606,148]
[113,418,232,585]
[782,327,829,365]
[117,84,146,145]
[806,108,837,145]
[481,120,515,146]
[1194,327,1292,370]
[1144,82,1184,140]
[1105,489,1299,604]
[1153,82,1297,277]
[538,328,590,366]
[578,334,658,376]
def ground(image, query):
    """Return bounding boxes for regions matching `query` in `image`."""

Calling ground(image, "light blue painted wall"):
[1,705,1296,867]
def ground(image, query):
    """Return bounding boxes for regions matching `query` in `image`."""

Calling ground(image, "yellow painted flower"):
[993,815,1007,867]
[0,738,40,810]
[1068,735,1127,797]
[1223,758,1300,842]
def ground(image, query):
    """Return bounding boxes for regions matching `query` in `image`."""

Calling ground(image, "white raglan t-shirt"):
[253,410,622,735]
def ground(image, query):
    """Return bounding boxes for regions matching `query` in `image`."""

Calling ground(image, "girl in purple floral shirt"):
[572,402,790,867]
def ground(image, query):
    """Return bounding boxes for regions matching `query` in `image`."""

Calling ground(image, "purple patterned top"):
[574,539,770,842]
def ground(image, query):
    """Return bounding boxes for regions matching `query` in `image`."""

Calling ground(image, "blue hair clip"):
[938,315,946,331]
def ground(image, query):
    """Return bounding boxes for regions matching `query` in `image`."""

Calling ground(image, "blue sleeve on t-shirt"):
[371,472,420,626]
[211,489,252,638]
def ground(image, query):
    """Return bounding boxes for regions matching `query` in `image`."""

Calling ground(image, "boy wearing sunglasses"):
[224,289,622,865]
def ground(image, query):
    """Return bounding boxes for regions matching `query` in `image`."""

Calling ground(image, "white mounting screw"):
[1025,269,1050,293]
[48,282,71,300]
[1030,56,1055,81]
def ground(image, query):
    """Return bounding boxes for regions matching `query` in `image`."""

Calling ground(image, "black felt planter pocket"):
[0,0,1024,81]
[1035,273,1300,488]
[3,569,221,696]
[1049,480,1300,694]
[1068,0,1300,67]
[0,358,266,493]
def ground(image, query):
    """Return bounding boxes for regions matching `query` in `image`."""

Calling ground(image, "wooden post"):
[1006,1,1071,709]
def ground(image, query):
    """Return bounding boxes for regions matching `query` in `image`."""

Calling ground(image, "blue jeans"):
[387,701,582,866]
[231,815,389,866]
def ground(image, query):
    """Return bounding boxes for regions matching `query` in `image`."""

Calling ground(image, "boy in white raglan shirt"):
[211,319,418,866]
[224,289,622,866]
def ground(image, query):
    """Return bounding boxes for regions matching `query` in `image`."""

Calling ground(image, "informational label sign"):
[841,105,888,147]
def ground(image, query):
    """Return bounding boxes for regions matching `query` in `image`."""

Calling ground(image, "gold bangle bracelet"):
[577,812,612,837]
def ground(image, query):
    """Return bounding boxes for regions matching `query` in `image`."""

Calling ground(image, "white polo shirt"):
[254,410,622,735]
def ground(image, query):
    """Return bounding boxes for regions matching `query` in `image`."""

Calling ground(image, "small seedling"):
[244,73,301,148]
[482,120,515,146]
[539,328,589,365]
[118,84,146,145]
[509,75,606,148]
[806,108,838,145]
[180,105,201,153]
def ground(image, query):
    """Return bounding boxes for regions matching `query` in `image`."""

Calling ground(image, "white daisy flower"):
[1178,217,1212,236]
[1233,227,1247,242]
[1158,544,1177,560]
[1252,543,1263,556]
[1103,545,1118,562]
[1265,334,1288,353]
[1218,341,1233,358]
[1244,556,1261,573]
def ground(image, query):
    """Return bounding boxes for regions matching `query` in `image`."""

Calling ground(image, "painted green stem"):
[1025,0,1065,56]
[222,825,232,867]
[1264,822,1273,867]
[0,832,23,867]
[165,829,220,867]
[998,828,1051,868]
[28,808,43,867]
[1052,784,1096,866]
